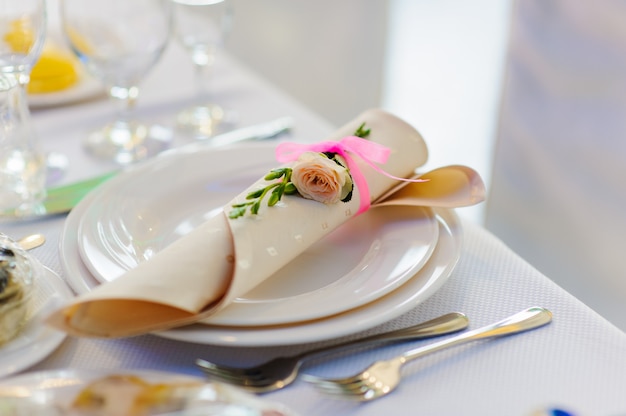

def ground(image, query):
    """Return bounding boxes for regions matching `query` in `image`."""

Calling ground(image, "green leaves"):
[354,122,371,138]
[228,168,293,219]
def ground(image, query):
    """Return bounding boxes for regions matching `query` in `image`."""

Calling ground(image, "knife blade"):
[40,117,294,216]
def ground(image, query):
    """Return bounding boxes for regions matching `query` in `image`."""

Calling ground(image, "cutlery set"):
[197,306,552,401]
[196,312,469,393]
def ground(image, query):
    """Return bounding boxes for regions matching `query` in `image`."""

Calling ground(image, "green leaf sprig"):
[354,122,371,138]
[228,168,297,218]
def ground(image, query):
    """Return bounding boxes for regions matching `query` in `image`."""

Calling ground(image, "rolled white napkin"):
[47,109,483,338]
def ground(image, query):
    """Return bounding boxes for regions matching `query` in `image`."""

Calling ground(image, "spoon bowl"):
[17,234,46,251]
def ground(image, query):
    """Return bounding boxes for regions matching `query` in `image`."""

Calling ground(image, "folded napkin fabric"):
[47,109,483,338]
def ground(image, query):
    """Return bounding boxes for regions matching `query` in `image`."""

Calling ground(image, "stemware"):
[59,0,173,165]
[172,0,233,139]
[0,0,47,217]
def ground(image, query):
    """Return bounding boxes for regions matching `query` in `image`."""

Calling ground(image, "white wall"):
[382,0,513,223]
[226,0,389,127]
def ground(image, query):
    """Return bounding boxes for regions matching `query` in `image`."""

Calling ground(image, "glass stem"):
[109,85,139,128]
[194,63,211,104]
[5,72,40,152]
[192,48,216,105]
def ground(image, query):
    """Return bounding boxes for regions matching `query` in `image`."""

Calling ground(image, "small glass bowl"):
[0,233,37,345]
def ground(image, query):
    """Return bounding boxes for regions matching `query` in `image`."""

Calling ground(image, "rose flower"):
[290,152,353,204]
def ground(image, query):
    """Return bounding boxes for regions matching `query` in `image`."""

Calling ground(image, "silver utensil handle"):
[400,306,552,363]
[209,117,293,146]
[298,312,469,360]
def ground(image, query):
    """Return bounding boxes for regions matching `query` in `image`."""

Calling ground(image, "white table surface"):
[2,42,626,416]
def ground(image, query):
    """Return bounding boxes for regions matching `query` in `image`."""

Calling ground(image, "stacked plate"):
[59,143,462,346]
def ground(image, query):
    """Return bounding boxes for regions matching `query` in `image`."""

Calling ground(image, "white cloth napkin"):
[47,109,484,338]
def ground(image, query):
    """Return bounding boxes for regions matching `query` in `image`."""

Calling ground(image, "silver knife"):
[39,117,294,217]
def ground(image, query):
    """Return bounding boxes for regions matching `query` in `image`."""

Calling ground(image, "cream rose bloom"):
[290,152,353,204]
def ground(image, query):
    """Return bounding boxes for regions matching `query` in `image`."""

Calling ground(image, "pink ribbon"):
[276,136,426,214]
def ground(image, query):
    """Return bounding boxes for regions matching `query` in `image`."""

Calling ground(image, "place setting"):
[0,104,499,411]
[49,108,486,346]
[9,1,622,413]
[2,1,551,409]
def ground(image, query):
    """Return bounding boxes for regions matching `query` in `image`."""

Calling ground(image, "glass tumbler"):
[0,0,48,218]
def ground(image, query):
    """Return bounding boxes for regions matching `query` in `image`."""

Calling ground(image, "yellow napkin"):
[47,109,484,338]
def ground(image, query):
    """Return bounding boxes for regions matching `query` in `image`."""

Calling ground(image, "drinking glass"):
[173,0,233,139]
[0,0,47,218]
[60,0,173,164]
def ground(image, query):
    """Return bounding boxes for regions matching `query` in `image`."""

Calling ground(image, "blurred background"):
[225,0,513,225]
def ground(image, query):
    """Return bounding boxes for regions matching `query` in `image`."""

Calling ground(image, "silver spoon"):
[17,234,46,251]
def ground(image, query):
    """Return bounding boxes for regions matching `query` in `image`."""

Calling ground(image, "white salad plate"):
[70,144,440,326]
[0,265,73,378]
[0,369,298,415]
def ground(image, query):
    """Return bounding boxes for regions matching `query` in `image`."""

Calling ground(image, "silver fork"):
[195,312,469,393]
[302,306,552,401]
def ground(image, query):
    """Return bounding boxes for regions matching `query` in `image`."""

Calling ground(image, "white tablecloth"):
[2,43,626,416]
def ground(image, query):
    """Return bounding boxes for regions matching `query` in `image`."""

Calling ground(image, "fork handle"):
[297,312,469,361]
[400,306,552,364]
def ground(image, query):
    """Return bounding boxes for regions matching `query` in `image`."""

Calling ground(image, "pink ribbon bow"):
[276,136,426,214]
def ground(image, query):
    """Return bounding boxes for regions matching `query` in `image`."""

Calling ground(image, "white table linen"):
[2,42,626,416]
[485,0,626,333]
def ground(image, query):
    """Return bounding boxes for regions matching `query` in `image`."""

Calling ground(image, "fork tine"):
[301,374,364,391]
[196,359,268,380]
[196,360,259,384]
[304,377,372,401]
[196,359,250,376]
[196,359,281,387]
[199,370,274,389]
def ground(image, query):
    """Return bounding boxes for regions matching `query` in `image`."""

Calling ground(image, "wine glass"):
[172,0,233,139]
[60,0,173,165]
[0,0,48,217]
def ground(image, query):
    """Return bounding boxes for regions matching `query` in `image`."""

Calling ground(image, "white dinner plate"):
[157,208,460,345]
[73,144,439,326]
[0,264,73,378]
[60,194,461,346]
[0,369,298,415]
